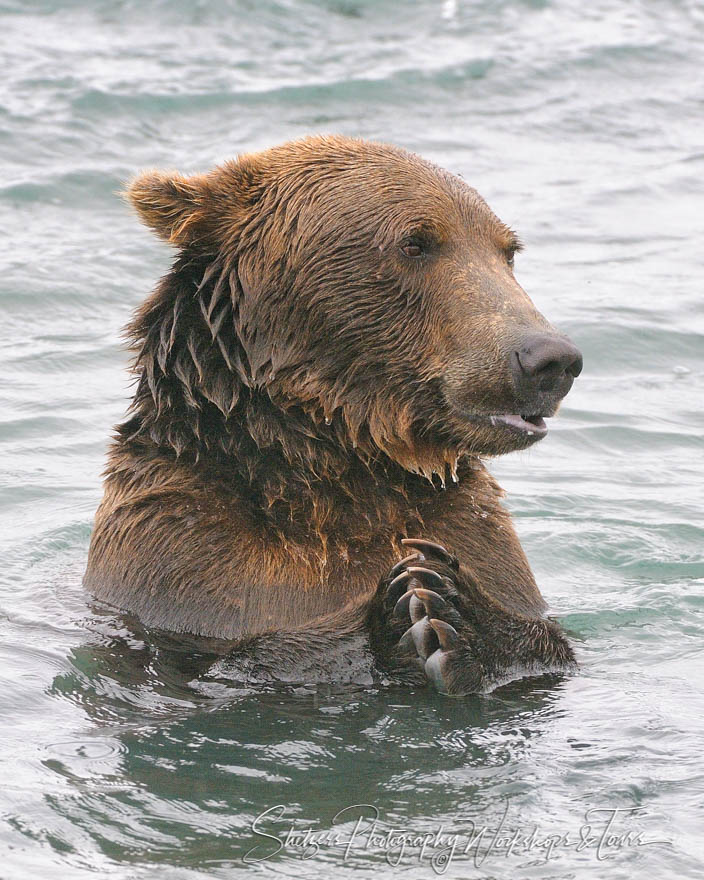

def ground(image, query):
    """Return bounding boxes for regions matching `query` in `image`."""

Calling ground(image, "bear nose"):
[514,333,583,392]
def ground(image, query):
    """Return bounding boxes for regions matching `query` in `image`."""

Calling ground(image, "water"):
[1,0,703,877]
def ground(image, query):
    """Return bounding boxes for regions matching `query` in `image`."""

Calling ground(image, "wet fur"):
[85,136,574,690]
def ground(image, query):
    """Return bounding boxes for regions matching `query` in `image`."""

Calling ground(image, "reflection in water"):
[47,608,570,869]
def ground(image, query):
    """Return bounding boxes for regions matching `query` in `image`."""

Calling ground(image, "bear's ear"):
[125,170,214,248]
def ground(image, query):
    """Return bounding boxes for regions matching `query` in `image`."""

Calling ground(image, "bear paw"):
[379,539,485,696]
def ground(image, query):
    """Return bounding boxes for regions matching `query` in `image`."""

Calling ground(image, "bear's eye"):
[506,249,516,269]
[400,239,424,258]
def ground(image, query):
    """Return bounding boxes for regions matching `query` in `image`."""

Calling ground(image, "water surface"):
[1,1,703,877]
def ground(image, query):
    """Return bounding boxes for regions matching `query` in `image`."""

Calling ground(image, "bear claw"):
[398,614,438,661]
[401,538,460,572]
[378,538,574,696]
[428,618,460,650]
[406,566,459,599]
[405,566,446,589]
[386,569,414,606]
[388,552,423,580]
[412,587,448,617]
[380,540,483,696]
[393,589,425,622]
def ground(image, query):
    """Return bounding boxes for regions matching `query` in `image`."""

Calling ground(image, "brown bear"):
[84,135,583,695]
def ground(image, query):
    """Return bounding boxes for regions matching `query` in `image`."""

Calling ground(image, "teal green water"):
[1,1,703,877]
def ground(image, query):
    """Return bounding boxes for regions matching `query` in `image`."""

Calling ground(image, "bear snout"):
[511,333,583,398]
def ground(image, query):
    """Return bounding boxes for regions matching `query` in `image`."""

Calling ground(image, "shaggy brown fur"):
[85,136,581,694]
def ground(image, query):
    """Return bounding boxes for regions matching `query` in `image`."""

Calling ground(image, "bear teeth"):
[494,413,548,435]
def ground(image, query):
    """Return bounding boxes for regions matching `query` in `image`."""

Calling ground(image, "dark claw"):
[412,587,448,617]
[408,593,426,624]
[428,618,460,650]
[397,627,421,658]
[392,588,416,621]
[424,648,450,694]
[386,569,413,605]
[383,541,478,694]
[400,616,438,661]
[406,566,447,590]
[388,552,423,580]
[406,567,458,601]
[401,538,459,572]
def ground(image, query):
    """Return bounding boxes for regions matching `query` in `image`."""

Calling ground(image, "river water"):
[1,1,703,877]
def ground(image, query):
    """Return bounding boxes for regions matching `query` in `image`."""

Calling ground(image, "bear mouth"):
[489,413,548,437]
[446,398,552,443]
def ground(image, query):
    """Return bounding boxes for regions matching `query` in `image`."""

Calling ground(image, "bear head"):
[126,136,582,479]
